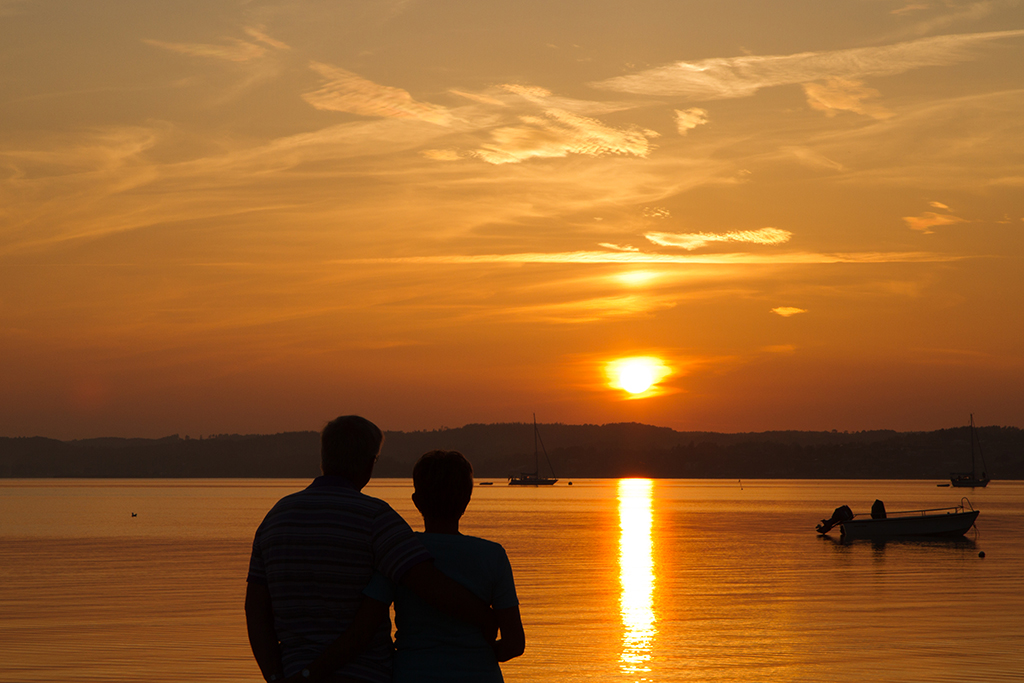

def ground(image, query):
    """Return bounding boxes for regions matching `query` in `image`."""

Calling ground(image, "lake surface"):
[1,478,1021,682]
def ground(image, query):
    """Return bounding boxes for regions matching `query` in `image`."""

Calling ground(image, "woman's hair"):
[413,450,474,519]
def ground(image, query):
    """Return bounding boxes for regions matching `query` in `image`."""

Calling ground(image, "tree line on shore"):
[2,421,1021,480]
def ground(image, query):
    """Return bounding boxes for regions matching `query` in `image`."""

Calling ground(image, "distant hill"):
[1,422,1021,480]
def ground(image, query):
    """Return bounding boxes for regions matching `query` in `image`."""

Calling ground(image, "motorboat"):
[816,498,978,540]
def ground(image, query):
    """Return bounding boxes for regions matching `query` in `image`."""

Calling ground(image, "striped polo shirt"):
[248,475,430,682]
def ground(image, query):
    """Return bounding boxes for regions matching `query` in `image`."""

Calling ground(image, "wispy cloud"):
[763,344,797,353]
[771,306,807,317]
[502,84,553,102]
[903,200,967,234]
[143,38,268,62]
[1,126,161,177]
[421,149,462,161]
[893,1,1009,38]
[645,227,792,250]
[765,88,1024,188]
[495,293,679,323]
[449,89,508,107]
[674,108,709,134]
[297,70,656,164]
[903,211,966,233]
[243,26,290,51]
[498,84,639,116]
[803,77,893,119]
[413,82,662,165]
[302,62,453,125]
[0,106,712,255]
[142,28,290,104]
[592,30,1024,99]
[471,108,653,164]
[891,3,931,15]
[342,250,963,265]
[781,146,845,171]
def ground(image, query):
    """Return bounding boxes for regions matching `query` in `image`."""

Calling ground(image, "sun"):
[606,357,671,396]
[619,361,656,394]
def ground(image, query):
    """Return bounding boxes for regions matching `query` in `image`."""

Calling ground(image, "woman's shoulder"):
[420,532,507,556]
[460,534,506,552]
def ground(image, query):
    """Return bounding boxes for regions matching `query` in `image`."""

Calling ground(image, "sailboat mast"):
[970,413,977,477]
[533,413,539,476]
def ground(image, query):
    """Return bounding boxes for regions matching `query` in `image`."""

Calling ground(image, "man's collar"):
[308,474,358,490]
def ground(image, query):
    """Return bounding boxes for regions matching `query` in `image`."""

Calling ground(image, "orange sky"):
[2,1,1023,438]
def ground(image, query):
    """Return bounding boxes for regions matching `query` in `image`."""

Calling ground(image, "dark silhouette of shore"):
[1,422,1021,480]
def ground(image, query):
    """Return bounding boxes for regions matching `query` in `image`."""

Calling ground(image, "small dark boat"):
[817,498,978,540]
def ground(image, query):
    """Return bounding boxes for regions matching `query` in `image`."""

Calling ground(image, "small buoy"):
[978,551,985,558]
[568,481,573,486]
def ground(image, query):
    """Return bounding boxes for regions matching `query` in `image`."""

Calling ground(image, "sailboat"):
[950,414,990,488]
[508,415,558,486]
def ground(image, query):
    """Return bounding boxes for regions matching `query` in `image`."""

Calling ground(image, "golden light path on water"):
[618,478,656,680]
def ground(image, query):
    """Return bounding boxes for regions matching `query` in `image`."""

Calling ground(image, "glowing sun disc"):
[607,357,671,396]
[619,362,656,394]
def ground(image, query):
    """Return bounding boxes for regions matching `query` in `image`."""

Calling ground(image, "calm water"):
[1,478,1021,683]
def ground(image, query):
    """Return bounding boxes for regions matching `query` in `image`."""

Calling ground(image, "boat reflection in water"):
[618,478,657,680]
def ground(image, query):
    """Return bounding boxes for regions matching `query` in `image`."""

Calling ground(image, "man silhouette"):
[245,415,494,683]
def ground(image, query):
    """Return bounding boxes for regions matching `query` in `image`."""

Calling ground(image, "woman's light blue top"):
[364,532,519,683]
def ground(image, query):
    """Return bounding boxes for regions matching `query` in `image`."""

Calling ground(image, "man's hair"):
[321,415,384,479]
[413,450,474,519]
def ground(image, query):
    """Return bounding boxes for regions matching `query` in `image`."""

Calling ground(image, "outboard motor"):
[816,504,854,534]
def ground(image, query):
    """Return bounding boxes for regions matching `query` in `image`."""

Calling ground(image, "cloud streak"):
[243,26,290,50]
[297,70,655,164]
[645,227,792,250]
[803,77,893,119]
[904,211,966,233]
[144,38,268,62]
[495,293,679,323]
[421,82,660,165]
[592,30,1024,99]
[342,250,964,266]
[471,108,654,164]
[302,62,453,125]
[674,108,709,134]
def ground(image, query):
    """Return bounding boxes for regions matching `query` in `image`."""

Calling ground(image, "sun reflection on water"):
[618,478,656,680]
